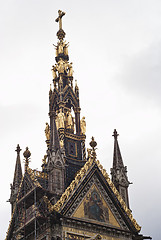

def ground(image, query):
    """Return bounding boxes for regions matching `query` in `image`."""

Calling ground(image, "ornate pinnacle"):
[112,129,119,139]
[89,137,97,159]
[23,147,31,172]
[90,136,97,150]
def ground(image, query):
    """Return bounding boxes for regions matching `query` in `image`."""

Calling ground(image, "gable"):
[17,174,34,201]
[72,183,120,228]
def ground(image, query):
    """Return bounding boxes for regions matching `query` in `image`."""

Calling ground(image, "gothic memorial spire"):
[5,11,151,240]
[46,10,86,190]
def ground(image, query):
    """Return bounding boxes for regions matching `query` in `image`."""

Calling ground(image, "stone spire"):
[10,144,22,212]
[111,129,130,208]
[50,113,61,152]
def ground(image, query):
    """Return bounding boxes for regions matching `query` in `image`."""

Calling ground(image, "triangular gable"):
[63,85,79,107]
[17,168,41,202]
[51,155,141,233]
[72,183,120,228]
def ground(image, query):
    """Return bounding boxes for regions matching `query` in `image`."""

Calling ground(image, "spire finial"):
[55,10,66,30]
[23,147,31,172]
[55,10,66,40]
[90,136,97,151]
[89,136,97,159]
[15,144,21,155]
[112,129,119,139]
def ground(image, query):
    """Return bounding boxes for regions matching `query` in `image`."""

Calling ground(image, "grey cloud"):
[119,41,161,104]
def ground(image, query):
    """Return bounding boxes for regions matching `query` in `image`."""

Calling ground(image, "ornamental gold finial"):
[89,137,97,159]
[23,147,31,172]
[90,136,97,150]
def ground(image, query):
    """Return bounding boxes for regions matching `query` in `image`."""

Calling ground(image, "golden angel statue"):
[57,109,65,128]
[63,41,69,55]
[68,62,73,77]
[58,40,64,54]
[66,111,74,129]
[52,65,57,79]
[81,116,86,135]
[45,123,50,140]
[57,59,64,74]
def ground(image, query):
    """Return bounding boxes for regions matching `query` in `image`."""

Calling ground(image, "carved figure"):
[68,62,73,77]
[60,139,64,148]
[87,148,92,158]
[81,116,86,135]
[58,41,64,54]
[64,41,69,55]
[64,60,68,74]
[45,123,50,140]
[57,109,65,128]
[52,65,57,79]
[57,59,64,73]
[66,111,74,129]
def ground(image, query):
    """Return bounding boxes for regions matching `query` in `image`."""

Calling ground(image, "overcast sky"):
[1,1,161,239]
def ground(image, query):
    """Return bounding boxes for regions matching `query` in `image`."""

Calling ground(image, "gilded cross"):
[55,10,65,30]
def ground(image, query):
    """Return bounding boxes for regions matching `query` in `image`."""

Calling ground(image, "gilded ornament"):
[60,139,64,148]
[64,41,69,55]
[58,41,64,54]
[68,62,73,76]
[87,148,92,158]
[55,10,65,30]
[45,123,50,140]
[80,116,86,135]
[57,109,65,128]
[66,111,74,130]
[51,65,57,79]
[57,58,64,73]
